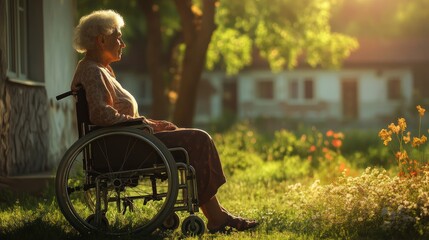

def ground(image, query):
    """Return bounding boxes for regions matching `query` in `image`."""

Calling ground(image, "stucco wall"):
[43,0,77,169]
[3,83,49,175]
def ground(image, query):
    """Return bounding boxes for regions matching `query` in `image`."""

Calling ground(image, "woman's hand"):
[144,119,178,132]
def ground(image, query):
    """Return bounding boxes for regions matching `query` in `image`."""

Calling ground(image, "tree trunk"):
[141,0,169,119]
[172,0,217,127]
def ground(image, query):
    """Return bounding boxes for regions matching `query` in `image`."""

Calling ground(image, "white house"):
[199,67,413,122]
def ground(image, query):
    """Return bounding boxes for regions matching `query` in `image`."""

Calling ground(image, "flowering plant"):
[379,105,427,177]
[308,129,344,161]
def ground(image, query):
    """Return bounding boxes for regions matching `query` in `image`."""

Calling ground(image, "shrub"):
[213,122,263,153]
[218,146,264,176]
[279,167,429,239]
[214,122,265,176]
[265,130,307,161]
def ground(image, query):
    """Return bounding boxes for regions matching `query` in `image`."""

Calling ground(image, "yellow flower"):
[421,135,427,144]
[383,137,392,146]
[379,129,392,146]
[412,135,427,148]
[403,132,411,144]
[417,105,425,117]
[412,137,419,147]
[388,123,400,134]
[395,150,408,161]
[398,118,407,132]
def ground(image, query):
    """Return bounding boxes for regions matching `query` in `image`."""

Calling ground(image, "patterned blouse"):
[71,59,140,126]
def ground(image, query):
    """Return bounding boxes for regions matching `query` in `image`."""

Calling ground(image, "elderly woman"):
[71,10,257,233]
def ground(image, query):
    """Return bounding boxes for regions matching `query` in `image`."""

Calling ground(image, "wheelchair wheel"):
[160,212,180,230]
[56,127,179,237]
[181,215,205,236]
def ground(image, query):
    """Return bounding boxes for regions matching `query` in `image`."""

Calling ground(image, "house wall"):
[196,72,224,123]
[358,68,413,120]
[0,0,76,176]
[43,0,77,169]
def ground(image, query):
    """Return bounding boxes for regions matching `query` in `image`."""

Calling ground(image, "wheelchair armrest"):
[111,119,145,127]
[56,91,74,100]
[169,147,189,163]
[89,120,153,134]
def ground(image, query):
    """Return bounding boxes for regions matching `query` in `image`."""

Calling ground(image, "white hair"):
[73,10,125,53]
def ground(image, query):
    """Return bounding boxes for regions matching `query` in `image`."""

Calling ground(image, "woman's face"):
[102,28,126,63]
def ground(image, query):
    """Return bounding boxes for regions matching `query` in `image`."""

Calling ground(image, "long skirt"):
[154,128,226,205]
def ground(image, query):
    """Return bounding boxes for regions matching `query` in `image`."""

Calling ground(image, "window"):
[6,0,44,85]
[304,78,314,99]
[287,77,315,101]
[7,0,28,79]
[387,78,401,100]
[256,80,274,100]
[289,80,299,99]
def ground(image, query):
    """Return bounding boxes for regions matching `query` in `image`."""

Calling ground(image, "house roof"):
[249,37,429,69]
[346,38,429,65]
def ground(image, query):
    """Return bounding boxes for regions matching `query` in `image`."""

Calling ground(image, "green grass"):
[2,124,429,239]
[3,167,429,239]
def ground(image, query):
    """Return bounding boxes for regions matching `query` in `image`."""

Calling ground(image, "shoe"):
[208,214,259,234]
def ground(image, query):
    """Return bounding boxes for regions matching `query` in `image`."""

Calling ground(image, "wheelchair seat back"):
[74,87,91,138]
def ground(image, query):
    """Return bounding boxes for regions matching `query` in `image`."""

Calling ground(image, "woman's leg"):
[154,129,226,205]
[200,196,228,230]
[201,196,259,233]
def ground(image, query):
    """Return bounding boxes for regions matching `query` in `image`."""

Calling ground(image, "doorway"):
[341,79,358,120]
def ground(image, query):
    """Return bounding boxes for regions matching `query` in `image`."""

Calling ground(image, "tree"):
[171,0,217,127]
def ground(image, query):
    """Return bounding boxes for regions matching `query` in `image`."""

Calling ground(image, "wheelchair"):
[55,88,205,237]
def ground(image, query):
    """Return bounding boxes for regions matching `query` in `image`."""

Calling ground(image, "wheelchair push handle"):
[56,91,74,101]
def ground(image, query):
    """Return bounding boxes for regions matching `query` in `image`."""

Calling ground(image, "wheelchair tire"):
[160,212,180,230]
[56,127,179,237]
[181,215,205,236]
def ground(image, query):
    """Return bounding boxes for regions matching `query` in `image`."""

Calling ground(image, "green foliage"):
[266,130,306,161]
[206,28,253,75]
[213,122,262,153]
[207,0,358,73]
[214,122,265,176]
[218,147,264,176]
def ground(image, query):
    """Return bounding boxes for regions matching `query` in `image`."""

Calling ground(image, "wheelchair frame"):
[55,88,205,237]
